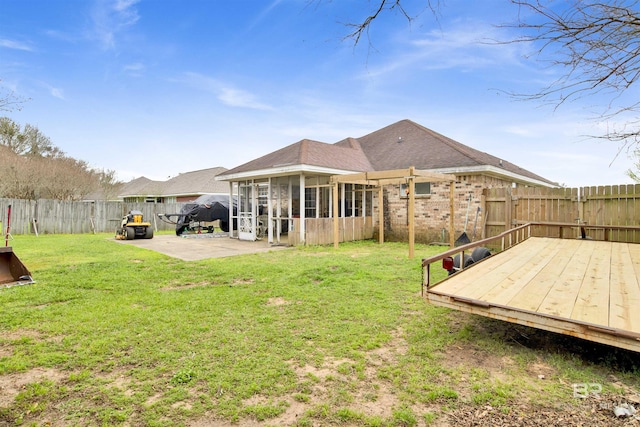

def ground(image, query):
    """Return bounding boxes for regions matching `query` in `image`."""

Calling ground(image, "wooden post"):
[449,181,455,248]
[299,174,306,244]
[333,182,339,248]
[378,185,384,244]
[505,186,513,232]
[408,167,415,259]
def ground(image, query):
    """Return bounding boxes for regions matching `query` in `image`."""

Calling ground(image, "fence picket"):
[2,184,639,244]
[0,198,187,235]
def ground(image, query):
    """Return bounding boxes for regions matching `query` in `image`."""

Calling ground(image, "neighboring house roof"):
[118,177,164,198]
[218,120,556,186]
[118,167,229,198]
[162,167,229,197]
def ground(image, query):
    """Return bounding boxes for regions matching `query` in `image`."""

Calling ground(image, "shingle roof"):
[218,119,555,186]
[118,167,228,198]
[356,120,555,185]
[220,139,373,176]
[118,177,164,198]
[162,167,229,196]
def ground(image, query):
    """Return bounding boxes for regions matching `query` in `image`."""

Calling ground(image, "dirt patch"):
[232,278,255,285]
[161,281,215,291]
[0,368,66,407]
[5,318,640,426]
[2,329,44,341]
[266,297,289,306]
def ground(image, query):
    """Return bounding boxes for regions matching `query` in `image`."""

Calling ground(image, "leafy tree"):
[0,117,62,157]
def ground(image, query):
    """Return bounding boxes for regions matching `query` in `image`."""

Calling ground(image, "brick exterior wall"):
[374,174,515,244]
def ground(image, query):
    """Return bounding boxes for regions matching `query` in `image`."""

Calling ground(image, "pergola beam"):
[330,167,457,258]
[330,169,456,184]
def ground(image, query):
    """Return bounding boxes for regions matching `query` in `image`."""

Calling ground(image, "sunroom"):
[219,172,376,246]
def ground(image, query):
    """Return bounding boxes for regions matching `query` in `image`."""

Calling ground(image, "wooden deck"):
[423,234,640,353]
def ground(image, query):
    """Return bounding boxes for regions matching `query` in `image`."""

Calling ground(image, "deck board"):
[537,241,594,318]
[440,238,557,299]
[426,237,640,352]
[609,243,640,332]
[571,241,611,326]
[484,241,564,306]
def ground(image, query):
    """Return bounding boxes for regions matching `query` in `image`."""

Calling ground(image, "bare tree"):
[339,1,640,176]
[0,117,122,200]
[0,80,28,112]
[627,148,640,182]
[94,168,122,200]
[504,1,640,148]
[340,0,441,45]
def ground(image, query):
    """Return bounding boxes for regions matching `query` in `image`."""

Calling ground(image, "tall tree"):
[0,117,121,200]
[0,117,62,157]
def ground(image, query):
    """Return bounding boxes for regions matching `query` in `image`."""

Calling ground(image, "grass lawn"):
[1,233,639,426]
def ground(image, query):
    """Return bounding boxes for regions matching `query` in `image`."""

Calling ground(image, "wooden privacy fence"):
[0,198,187,235]
[484,184,640,243]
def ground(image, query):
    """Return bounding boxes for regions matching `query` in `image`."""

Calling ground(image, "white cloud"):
[361,19,531,79]
[123,62,145,77]
[50,87,64,100]
[0,38,33,51]
[91,0,140,50]
[248,0,284,31]
[217,87,272,110]
[180,72,273,110]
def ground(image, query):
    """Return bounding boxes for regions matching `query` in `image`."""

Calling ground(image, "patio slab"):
[112,234,290,261]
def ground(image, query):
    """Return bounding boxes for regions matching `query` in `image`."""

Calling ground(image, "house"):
[216,120,556,245]
[119,167,229,203]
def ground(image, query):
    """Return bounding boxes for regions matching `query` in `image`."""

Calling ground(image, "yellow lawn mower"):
[115,210,154,240]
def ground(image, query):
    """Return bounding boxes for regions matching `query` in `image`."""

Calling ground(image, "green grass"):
[0,233,638,426]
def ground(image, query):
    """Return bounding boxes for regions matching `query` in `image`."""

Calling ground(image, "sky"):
[0,0,637,187]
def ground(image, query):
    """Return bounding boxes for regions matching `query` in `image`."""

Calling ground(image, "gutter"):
[215,164,363,181]
[429,165,559,188]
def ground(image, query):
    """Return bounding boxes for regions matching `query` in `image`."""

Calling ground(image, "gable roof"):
[218,120,556,186]
[356,120,555,185]
[118,167,229,198]
[118,177,164,198]
[162,167,229,196]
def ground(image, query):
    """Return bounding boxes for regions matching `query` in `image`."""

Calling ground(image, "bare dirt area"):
[3,318,640,426]
[187,316,640,426]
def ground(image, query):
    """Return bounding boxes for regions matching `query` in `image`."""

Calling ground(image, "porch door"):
[238,183,257,241]
[269,181,289,244]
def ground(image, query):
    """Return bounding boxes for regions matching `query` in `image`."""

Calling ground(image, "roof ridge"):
[299,139,311,163]
[410,120,500,166]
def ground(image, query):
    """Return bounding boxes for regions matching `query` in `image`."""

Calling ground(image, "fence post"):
[505,187,513,231]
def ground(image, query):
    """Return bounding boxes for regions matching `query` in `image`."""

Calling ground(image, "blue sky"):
[1,0,636,187]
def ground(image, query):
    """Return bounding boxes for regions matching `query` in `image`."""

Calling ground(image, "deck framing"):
[422,223,640,353]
